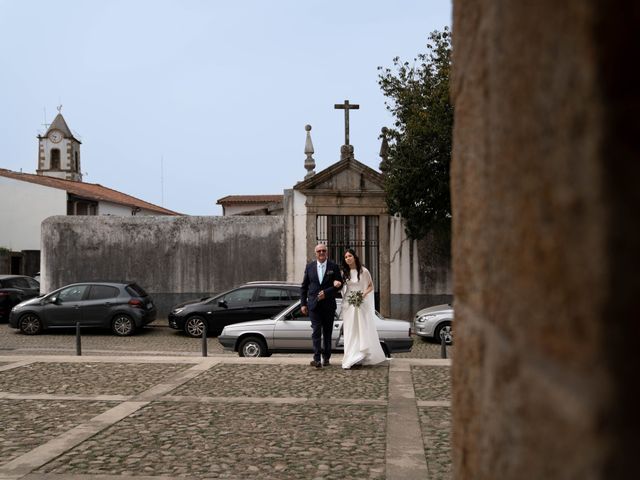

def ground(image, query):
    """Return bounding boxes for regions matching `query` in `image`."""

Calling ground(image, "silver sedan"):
[413,304,453,344]
[218,300,413,357]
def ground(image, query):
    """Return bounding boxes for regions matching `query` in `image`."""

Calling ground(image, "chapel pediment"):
[294,157,384,195]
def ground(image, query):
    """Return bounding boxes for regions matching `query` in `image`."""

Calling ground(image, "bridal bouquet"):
[347,290,364,308]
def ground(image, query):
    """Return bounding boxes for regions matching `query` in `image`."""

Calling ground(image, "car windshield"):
[274,302,302,320]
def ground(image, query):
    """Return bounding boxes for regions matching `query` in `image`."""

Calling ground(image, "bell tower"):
[37,106,82,182]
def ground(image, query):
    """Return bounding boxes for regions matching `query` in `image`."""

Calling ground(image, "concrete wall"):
[389,216,453,319]
[451,1,638,478]
[41,216,286,317]
[0,176,67,251]
[284,188,310,285]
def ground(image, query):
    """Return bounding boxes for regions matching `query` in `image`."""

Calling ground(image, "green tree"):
[378,27,452,240]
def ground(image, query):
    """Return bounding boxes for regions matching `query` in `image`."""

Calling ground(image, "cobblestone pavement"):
[0,322,452,480]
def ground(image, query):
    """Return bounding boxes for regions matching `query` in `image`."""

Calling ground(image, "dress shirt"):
[317,261,326,283]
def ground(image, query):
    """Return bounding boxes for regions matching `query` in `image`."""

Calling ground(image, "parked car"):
[168,281,300,337]
[0,275,41,322]
[8,281,156,336]
[413,304,453,344]
[218,299,413,357]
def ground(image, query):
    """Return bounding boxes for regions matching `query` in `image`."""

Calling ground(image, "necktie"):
[319,263,325,283]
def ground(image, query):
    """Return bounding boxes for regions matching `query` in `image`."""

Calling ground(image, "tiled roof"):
[0,168,180,215]
[216,195,283,205]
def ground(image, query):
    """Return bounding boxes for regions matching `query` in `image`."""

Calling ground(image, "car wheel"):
[238,336,268,357]
[185,315,207,338]
[434,321,453,345]
[112,314,135,336]
[19,313,42,335]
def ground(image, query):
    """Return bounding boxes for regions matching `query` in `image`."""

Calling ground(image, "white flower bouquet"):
[347,290,364,308]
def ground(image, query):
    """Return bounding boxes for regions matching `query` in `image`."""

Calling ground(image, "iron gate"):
[316,215,380,305]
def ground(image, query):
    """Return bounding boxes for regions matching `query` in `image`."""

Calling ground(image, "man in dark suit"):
[301,244,342,368]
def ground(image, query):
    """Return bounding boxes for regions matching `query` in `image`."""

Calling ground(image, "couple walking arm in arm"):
[300,245,386,369]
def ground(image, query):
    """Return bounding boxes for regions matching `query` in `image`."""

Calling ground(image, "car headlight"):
[415,314,436,323]
[172,308,184,315]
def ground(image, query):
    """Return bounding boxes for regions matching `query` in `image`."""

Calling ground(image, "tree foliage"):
[378,28,452,240]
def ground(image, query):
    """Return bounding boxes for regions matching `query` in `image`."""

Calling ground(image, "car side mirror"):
[48,296,61,305]
[218,300,227,308]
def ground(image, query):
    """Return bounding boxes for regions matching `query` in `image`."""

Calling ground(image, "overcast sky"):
[0,0,451,215]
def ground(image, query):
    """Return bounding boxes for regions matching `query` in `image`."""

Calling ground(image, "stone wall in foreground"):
[451,1,638,478]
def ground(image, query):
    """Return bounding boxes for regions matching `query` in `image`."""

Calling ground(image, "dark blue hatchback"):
[9,281,156,336]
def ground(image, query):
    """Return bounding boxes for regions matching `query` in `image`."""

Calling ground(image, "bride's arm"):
[362,268,373,297]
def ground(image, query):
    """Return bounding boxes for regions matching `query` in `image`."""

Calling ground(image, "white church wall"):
[223,205,244,216]
[98,201,165,216]
[388,215,453,319]
[0,176,66,251]
[284,189,308,284]
[389,216,421,294]
[98,202,135,216]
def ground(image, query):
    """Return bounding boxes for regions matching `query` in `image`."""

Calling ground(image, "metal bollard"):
[76,322,82,356]
[440,333,447,359]
[201,322,208,357]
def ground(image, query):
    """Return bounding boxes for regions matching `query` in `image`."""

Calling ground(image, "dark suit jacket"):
[300,260,341,314]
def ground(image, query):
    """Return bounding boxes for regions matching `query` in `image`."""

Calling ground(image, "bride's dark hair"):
[341,248,362,282]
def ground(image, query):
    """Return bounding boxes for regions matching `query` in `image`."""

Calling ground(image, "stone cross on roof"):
[334,99,359,146]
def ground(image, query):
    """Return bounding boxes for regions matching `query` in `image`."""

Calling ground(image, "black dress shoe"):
[310,360,322,368]
[323,360,331,366]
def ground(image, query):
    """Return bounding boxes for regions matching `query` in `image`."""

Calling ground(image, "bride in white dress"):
[340,249,387,369]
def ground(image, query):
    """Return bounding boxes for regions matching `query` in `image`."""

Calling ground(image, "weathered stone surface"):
[41,215,286,316]
[451,1,638,478]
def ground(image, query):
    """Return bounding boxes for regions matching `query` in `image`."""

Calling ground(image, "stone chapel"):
[217,106,453,319]
[284,118,452,318]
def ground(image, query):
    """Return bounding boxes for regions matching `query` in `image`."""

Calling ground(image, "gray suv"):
[9,281,156,336]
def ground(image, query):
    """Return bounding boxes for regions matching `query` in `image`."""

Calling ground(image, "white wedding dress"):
[341,267,387,369]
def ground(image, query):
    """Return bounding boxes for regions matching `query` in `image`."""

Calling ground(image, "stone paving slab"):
[412,366,451,402]
[37,402,387,480]
[0,355,452,480]
[0,399,117,467]
[0,363,192,396]
[419,407,452,480]
[172,363,389,400]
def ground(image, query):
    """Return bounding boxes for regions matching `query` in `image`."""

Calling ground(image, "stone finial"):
[304,124,316,179]
[379,127,389,172]
[340,144,355,161]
